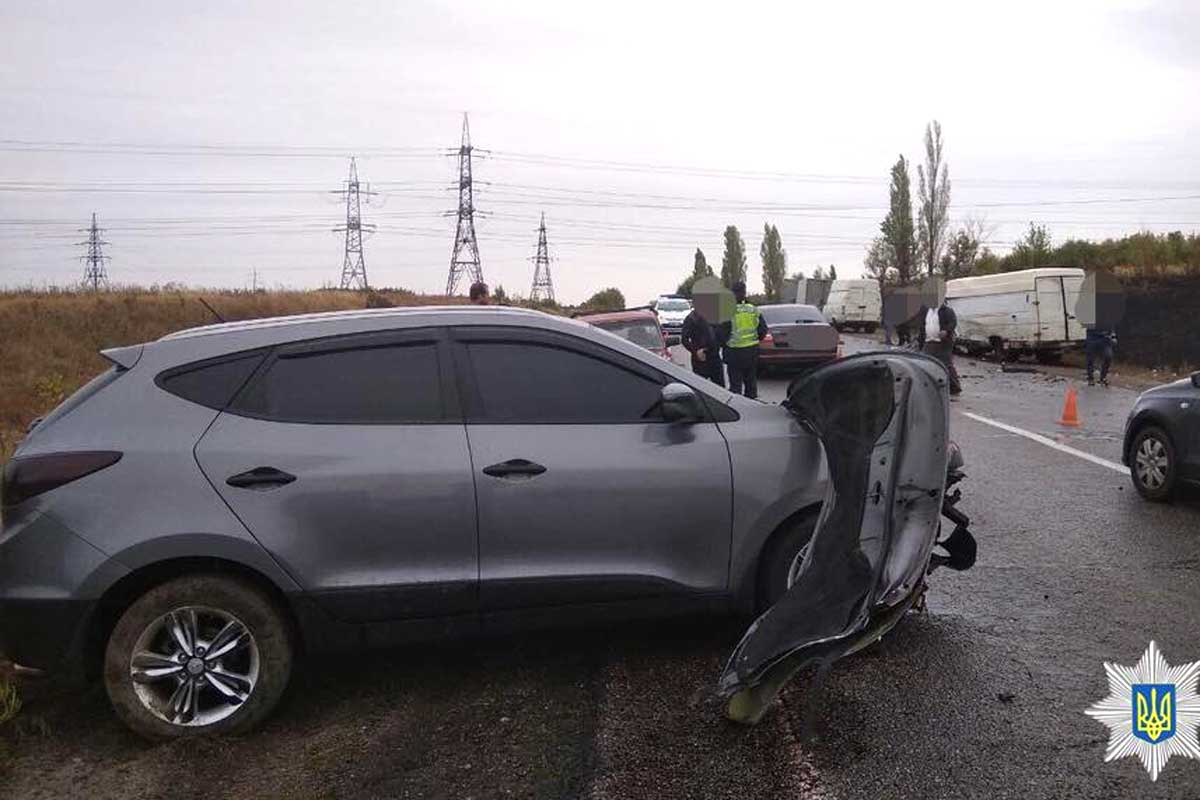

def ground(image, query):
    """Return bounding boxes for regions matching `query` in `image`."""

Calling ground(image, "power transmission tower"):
[334,157,375,290]
[77,212,110,290]
[445,113,484,295]
[530,212,555,303]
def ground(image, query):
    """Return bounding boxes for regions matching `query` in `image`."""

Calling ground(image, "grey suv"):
[0,306,975,738]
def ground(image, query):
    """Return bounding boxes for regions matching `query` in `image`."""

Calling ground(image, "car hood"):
[719,351,971,722]
[1140,376,1198,399]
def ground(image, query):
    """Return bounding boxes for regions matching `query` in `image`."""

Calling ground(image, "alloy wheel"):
[129,606,260,727]
[1135,437,1170,490]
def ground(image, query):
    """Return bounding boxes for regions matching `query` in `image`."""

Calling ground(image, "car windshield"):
[596,319,664,349]
[760,305,826,325]
[656,299,690,311]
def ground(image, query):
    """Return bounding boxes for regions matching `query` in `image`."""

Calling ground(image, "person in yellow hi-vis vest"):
[718,281,768,398]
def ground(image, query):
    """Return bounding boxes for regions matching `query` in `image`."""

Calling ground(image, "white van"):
[822,279,881,332]
[946,267,1086,362]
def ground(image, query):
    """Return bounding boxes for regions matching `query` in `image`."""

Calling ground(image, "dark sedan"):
[1122,371,1200,500]
[756,303,841,373]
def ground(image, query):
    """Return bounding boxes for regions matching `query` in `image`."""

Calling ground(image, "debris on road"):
[718,353,977,725]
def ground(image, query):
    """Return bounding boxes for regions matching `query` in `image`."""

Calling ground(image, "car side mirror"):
[1192,371,1200,389]
[664,334,681,347]
[660,382,704,423]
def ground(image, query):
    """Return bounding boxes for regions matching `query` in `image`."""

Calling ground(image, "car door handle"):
[482,459,546,478]
[226,467,297,489]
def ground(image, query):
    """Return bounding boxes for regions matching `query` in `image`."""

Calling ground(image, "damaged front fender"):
[719,351,976,724]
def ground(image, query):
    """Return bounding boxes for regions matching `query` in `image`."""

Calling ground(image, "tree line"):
[974,225,1200,277]
[864,120,1200,284]
[675,224,837,302]
[670,119,1198,308]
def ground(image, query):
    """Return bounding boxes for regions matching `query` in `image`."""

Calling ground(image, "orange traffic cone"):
[1058,386,1081,427]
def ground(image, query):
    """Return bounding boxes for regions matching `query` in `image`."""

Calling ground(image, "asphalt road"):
[2,336,1197,800]
[748,334,1200,799]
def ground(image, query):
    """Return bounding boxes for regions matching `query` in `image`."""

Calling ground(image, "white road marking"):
[959,411,1127,474]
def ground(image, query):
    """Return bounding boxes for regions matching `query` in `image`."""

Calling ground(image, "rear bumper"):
[0,506,125,678]
[758,349,836,366]
[0,598,95,676]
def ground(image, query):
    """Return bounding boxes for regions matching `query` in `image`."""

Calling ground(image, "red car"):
[576,308,677,360]
[757,303,842,372]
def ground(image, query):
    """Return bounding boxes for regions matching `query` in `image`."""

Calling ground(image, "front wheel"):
[104,574,294,740]
[757,513,817,611]
[1130,426,1178,502]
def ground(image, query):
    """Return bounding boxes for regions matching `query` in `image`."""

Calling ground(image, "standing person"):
[720,281,768,399]
[681,304,725,387]
[921,299,962,396]
[468,281,489,305]
[1085,324,1116,386]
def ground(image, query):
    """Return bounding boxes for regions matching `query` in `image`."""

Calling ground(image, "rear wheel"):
[104,574,293,740]
[989,337,1005,362]
[1035,350,1063,365]
[1130,426,1178,502]
[757,513,818,611]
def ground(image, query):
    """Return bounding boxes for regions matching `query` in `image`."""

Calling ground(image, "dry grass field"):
[0,287,464,463]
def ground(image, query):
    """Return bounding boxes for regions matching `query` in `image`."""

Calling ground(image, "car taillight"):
[763,332,774,344]
[837,340,845,358]
[1,451,122,507]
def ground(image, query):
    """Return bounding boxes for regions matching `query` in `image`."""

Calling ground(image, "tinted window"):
[595,319,664,350]
[466,342,663,423]
[160,353,265,410]
[235,343,442,423]
[760,305,826,325]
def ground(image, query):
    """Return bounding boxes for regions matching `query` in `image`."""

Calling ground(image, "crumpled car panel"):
[718,351,953,723]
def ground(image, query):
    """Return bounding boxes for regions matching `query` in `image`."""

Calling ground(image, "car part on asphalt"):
[718,352,977,724]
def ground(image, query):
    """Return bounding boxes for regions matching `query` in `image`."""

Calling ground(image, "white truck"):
[946,267,1087,363]
[822,279,882,332]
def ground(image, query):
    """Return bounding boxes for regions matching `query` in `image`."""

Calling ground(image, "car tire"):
[1035,350,1062,365]
[1129,426,1178,502]
[104,574,293,740]
[756,512,818,611]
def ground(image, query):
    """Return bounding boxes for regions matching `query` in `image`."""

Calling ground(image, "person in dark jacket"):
[920,301,962,396]
[717,281,769,399]
[681,306,725,387]
[1085,325,1116,386]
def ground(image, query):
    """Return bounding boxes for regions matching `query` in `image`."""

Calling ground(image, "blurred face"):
[692,277,734,324]
[1076,270,1126,328]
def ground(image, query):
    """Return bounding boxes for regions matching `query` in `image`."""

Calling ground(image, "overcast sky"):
[2,0,1199,303]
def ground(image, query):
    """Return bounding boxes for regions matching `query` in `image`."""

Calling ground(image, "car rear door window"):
[234,342,443,423]
[465,341,663,423]
[158,352,267,410]
[596,320,663,349]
